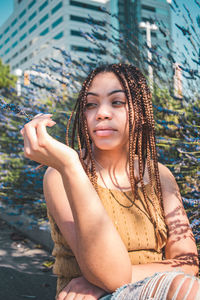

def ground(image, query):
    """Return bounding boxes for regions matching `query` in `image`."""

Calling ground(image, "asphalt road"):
[0,219,57,300]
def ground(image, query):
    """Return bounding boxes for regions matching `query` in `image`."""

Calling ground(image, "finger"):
[57,283,72,300]
[75,294,86,300]
[36,120,56,147]
[28,114,53,127]
[23,128,32,157]
[23,122,38,153]
[58,291,76,300]
[24,118,55,150]
[20,128,24,135]
[33,113,52,119]
[65,292,76,300]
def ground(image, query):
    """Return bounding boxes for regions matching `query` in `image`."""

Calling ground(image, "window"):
[53,31,63,39]
[19,21,26,30]
[29,24,37,34]
[11,18,17,27]
[39,0,48,12]
[12,41,18,48]
[70,30,106,41]
[70,15,105,26]
[12,52,18,59]
[5,38,10,44]
[20,33,27,41]
[12,30,18,37]
[71,45,106,55]
[40,27,49,36]
[20,56,28,64]
[70,0,102,12]
[29,11,37,21]
[4,27,10,34]
[0,34,2,40]
[20,45,27,53]
[0,44,3,49]
[142,17,155,24]
[28,0,36,9]
[5,48,10,54]
[51,1,63,14]
[141,5,156,12]
[156,8,169,17]
[19,9,26,19]
[39,14,49,25]
[52,16,63,28]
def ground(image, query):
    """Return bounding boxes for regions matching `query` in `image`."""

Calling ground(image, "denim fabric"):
[99,270,200,300]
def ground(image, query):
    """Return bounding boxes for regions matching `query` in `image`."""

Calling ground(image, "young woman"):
[21,64,199,300]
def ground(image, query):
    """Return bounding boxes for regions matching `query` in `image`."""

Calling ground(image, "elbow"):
[172,254,199,277]
[84,264,132,293]
[104,273,132,293]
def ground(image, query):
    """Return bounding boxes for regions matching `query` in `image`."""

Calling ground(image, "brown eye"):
[112,100,126,106]
[85,103,97,109]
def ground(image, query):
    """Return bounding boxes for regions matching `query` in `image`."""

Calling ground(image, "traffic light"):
[24,72,30,86]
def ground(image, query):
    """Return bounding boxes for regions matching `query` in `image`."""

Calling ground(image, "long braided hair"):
[66,63,167,249]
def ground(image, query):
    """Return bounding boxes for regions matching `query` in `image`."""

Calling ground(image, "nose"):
[96,104,112,120]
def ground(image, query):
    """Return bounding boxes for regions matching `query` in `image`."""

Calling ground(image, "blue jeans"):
[99,270,200,300]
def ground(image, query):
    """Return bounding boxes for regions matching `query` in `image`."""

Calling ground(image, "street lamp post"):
[14,68,22,96]
[139,21,158,90]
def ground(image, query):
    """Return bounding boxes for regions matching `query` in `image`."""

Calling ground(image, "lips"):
[94,126,116,132]
[94,126,117,137]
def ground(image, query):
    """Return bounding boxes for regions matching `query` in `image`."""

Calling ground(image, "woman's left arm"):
[130,163,199,283]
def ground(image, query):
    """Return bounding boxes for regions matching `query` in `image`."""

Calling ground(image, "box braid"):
[66,63,166,248]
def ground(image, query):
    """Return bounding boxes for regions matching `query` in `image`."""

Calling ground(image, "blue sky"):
[0,0,13,27]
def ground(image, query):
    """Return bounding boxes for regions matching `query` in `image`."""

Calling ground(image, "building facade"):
[115,0,173,84]
[0,0,110,72]
[0,0,172,85]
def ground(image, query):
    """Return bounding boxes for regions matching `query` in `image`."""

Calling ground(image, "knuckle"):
[38,139,46,148]
[24,149,31,158]
[24,123,30,130]
[32,144,39,151]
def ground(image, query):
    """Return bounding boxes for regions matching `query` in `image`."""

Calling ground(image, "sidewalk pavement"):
[0,205,57,300]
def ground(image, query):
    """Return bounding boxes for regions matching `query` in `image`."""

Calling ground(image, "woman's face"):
[85,72,132,151]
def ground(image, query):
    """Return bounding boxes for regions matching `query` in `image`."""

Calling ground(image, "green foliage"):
[0,59,17,89]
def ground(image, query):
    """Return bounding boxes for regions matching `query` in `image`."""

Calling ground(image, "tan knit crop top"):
[47,183,168,295]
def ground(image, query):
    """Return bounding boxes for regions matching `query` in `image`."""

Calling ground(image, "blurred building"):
[111,0,173,85]
[0,0,110,72]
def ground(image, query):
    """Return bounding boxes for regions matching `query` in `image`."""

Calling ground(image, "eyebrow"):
[86,89,125,97]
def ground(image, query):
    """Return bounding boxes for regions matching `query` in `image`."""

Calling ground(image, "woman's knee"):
[167,273,200,300]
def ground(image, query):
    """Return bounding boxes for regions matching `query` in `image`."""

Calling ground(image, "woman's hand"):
[57,276,107,300]
[20,114,79,172]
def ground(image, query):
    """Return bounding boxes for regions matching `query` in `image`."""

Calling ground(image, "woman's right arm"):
[21,114,131,292]
[43,163,132,292]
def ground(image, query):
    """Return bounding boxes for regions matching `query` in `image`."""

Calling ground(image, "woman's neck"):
[92,145,129,174]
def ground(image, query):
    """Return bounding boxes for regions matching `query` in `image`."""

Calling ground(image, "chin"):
[92,140,124,151]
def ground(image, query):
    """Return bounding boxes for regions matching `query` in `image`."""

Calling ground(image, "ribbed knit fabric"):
[47,183,167,297]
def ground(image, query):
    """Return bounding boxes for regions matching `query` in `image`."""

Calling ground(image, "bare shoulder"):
[157,162,184,217]
[157,162,179,196]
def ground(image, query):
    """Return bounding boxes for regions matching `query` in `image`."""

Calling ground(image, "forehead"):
[88,72,123,92]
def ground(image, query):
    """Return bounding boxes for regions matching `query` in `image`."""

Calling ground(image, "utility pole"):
[139,21,158,90]
[14,68,22,96]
